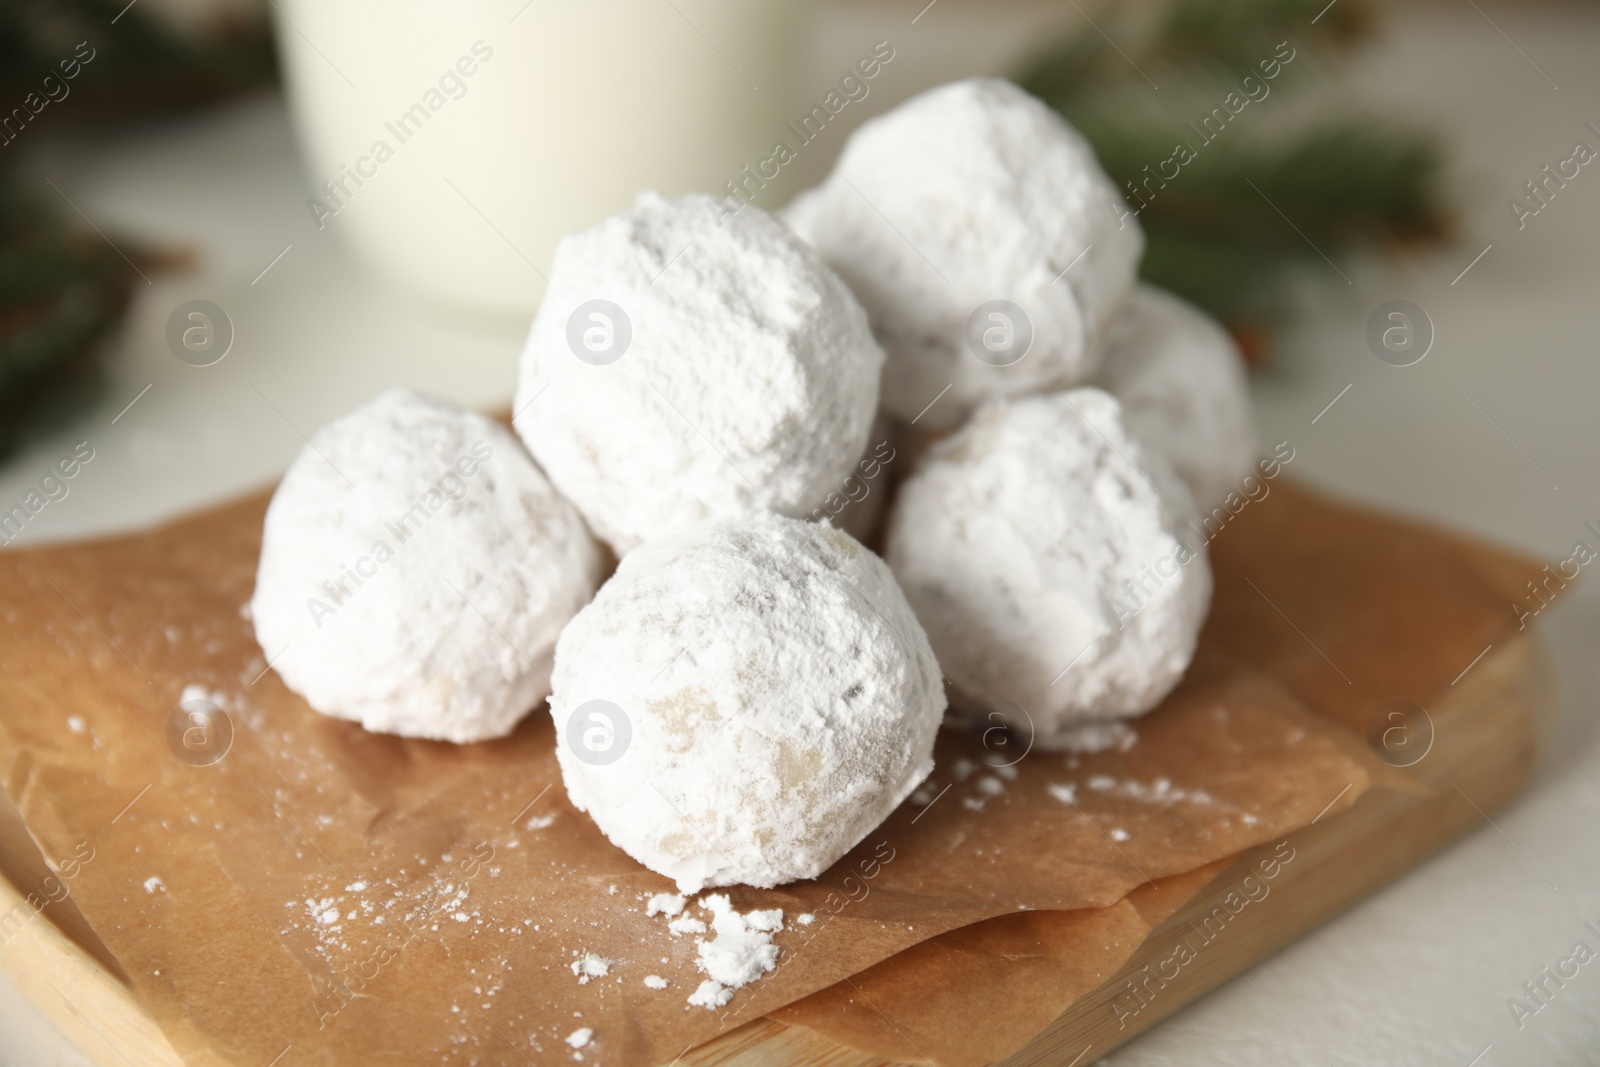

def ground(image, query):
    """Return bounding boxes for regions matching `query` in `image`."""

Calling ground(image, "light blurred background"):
[1,1,1598,1063]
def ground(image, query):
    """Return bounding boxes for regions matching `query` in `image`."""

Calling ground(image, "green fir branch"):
[0,0,275,460]
[1016,0,1449,358]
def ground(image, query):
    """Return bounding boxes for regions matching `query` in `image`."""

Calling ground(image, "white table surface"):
[2,4,1597,1065]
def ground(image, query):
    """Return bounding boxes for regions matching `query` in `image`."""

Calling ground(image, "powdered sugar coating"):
[885,388,1210,743]
[252,390,602,743]
[787,78,1141,428]
[514,192,883,554]
[1098,284,1256,511]
[550,514,944,892]
[810,416,900,547]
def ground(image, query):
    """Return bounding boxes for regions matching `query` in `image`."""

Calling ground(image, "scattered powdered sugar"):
[550,515,944,893]
[797,913,816,926]
[565,1027,593,1049]
[143,876,164,894]
[643,975,668,990]
[688,980,731,1010]
[1050,774,1213,815]
[668,916,707,937]
[570,953,612,984]
[686,894,784,1010]
[1110,828,1130,842]
[1090,775,1214,806]
[1051,721,1139,754]
[307,898,339,925]
[66,715,85,733]
[275,861,490,981]
[179,683,225,708]
[646,893,686,917]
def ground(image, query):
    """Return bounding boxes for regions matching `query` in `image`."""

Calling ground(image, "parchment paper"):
[0,479,1532,1067]
[771,860,1231,1066]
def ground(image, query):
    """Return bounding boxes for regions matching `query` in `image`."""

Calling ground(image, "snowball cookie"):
[794,77,1142,429]
[550,513,944,892]
[514,191,883,555]
[885,388,1210,745]
[1098,284,1256,512]
[252,390,602,743]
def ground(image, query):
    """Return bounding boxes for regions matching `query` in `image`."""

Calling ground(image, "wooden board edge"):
[0,871,184,1067]
[996,630,1553,1065]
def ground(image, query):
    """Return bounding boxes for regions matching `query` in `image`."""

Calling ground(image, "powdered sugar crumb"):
[1052,721,1139,754]
[571,953,612,984]
[687,894,783,1009]
[646,893,686,918]
[644,975,668,990]
[1092,776,1213,806]
[179,684,226,709]
[688,979,731,1009]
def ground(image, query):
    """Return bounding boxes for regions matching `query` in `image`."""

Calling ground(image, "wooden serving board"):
[0,631,1554,1067]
